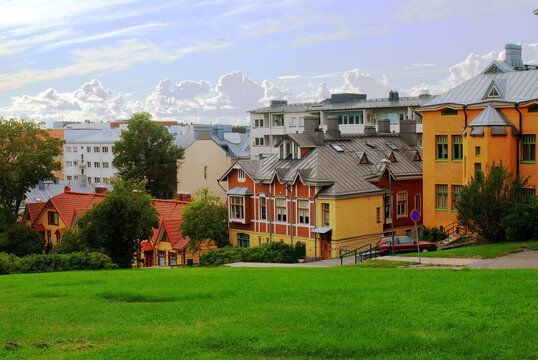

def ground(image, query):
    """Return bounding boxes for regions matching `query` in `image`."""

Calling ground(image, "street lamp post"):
[381,159,395,255]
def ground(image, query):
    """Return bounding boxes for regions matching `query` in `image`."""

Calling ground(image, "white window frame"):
[237,168,246,182]
[276,197,287,223]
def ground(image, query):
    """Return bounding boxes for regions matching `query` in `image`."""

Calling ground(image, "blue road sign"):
[410,209,421,222]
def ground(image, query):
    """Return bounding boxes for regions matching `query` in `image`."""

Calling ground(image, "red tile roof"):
[140,241,154,251]
[163,219,190,250]
[26,202,46,222]
[34,224,45,232]
[33,191,105,228]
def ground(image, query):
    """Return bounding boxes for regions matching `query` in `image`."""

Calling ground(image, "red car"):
[377,236,437,256]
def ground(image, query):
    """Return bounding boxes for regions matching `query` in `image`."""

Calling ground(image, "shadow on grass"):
[99,289,235,303]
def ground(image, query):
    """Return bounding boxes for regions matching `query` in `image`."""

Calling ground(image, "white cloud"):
[0,30,70,57]
[277,75,302,80]
[333,70,392,98]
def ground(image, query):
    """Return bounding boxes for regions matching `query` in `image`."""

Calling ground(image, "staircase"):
[438,222,477,250]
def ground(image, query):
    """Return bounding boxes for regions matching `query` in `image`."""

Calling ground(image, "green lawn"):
[0,267,537,359]
[346,259,419,268]
[398,241,538,259]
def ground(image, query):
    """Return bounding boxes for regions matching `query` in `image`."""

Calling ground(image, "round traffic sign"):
[410,209,421,222]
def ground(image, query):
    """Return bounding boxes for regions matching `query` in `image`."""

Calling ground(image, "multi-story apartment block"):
[249,91,434,159]
[63,128,120,185]
[420,44,538,230]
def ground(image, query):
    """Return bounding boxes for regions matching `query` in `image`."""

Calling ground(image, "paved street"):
[224,251,538,269]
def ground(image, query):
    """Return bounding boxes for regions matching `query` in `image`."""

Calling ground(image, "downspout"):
[463,105,467,128]
[284,183,294,245]
[254,180,273,243]
[313,187,323,260]
[515,102,522,176]
[217,177,230,245]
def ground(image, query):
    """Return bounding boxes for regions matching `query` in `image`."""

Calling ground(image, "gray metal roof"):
[422,65,538,108]
[468,106,512,127]
[250,96,433,114]
[174,132,250,159]
[227,187,252,196]
[231,133,422,199]
[276,134,318,148]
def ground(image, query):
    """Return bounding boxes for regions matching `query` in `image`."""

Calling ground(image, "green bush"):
[0,223,43,257]
[504,196,538,242]
[199,242,300,266]
[295,241,306,259]
[421,226,448,243]
[0,252,117,275]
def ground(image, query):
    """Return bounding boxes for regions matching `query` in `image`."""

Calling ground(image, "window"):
[417,134,423,147]
[299,117,304,127]
[111,146,115,153]
[259,196,267,220]
[94,162,100,168]
[415,193,422,213]
[103,162,109,168]
[436,185,448,210]
[441,108,458,116]
[94,147,100,152]
[87,146,91,152]
[66,146,72,152]
[102,146,108,152]
[48,211,59,226]
[88,177,92,183]
[475,146,481,156]
[73,147,77,153]
[74,175,79,181]
[384,195,392,224]
[238,233,250,248]
[452,185,463,210]
[523,188,536,196]
[528,104,538,113]
[397,192,407,217]
[436,135,448,160]
[94,177,100,183]
[169,252,177,266]
[475,163,482,179]
[87,162,91,168]
[66,176,72,181]
[203,166,207,179]
[298,199,309,224]
[276,198,287,222]
[322,203,330,226]
[521,134,536,163]
[254,137,264,146]
[452,135,462,161]
[237,168,245,181]
[254,119,264,128]
[272,114,284,126]
[290,117,297,127]
[73,161,78,166]
[376,207,381,223]
[230,196,244,220]
[81,169,84,175]
[66,161,72,167]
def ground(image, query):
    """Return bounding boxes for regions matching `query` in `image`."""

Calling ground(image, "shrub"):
[199,242,300,266]
[295,241,306,259]
[0,223,43,257]
[421,226,448,243]
[0,252,117,275]
[503,196,538,242]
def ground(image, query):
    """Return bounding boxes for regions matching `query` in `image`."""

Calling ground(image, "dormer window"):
[237,169,246,182]
[487,86,500,98]
[279,140,292,159]
[272,114,284,127]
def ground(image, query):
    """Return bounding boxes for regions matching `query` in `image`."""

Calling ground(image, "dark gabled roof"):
[275,133,318,148]
[174,132,250,159]
[421,64,538,109]
[225,133,422,199]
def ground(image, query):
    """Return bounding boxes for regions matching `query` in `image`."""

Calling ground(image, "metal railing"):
[339,243,379,265]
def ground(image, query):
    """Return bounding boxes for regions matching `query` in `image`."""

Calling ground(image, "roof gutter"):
[515,102,522,176]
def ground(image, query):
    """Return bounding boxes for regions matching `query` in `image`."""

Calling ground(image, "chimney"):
[303,115,324,145]
[505,44,523,68]
[399,119,417,146]
[326,115,341,138]
[64,185,71,193]
[38,181,45,191]
[364,125,376,135]
[389,91,399,101]
[176,192,192,202]
[378,118,390,133]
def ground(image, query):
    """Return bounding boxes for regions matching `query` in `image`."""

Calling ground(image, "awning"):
[227,187,252,196]
[140,241,154,251]
[312,227,332,234]
[34,224,46,232]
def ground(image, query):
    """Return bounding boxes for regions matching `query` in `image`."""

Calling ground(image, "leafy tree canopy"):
[0,119,63,215]
[180,188,229,252]
[71,178,159,268]
[112,112,184,199]
[456,164,532,242]
[0,222,43,257]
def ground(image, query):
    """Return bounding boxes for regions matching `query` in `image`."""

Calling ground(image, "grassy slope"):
[399,241,538,259]
[0,267,536,359]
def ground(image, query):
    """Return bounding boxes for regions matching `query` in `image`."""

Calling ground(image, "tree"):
[113,112,184,199]
[180,188,229,252]
[0,119,63,215]
[456,164,530,242]
[0,223,43,257]
[503,195,538,242]
[73,179,159,268]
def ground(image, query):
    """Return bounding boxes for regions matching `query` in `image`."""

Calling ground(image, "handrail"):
[339,243,378,266]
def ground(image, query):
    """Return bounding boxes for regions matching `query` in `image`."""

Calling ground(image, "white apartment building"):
[249,92,434,159]
[63,129,120,185]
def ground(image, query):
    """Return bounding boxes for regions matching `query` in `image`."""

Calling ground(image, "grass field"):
[1,267,537,359]
[398,241,538,259]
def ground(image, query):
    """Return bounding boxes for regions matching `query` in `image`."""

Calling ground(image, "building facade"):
[249,91,434,160]
[220,116,423,259]
[420,44,538,230]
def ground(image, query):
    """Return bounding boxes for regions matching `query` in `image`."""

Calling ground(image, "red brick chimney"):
[176,192,192,202]
[94,186,107,194]
[64,185,71,193]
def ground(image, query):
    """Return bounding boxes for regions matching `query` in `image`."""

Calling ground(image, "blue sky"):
[0,0,537,126]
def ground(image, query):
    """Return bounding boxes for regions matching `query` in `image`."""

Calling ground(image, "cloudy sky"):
[0,0,537,127]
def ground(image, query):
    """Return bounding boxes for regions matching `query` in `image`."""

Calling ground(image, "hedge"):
[200,241,306,266]
[0,252,117,275]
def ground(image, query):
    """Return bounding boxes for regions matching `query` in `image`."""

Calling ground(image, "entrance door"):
[320,232,332,259]
[145,252,153,267]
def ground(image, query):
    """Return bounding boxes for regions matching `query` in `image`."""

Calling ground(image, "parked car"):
[377,236,437,256]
